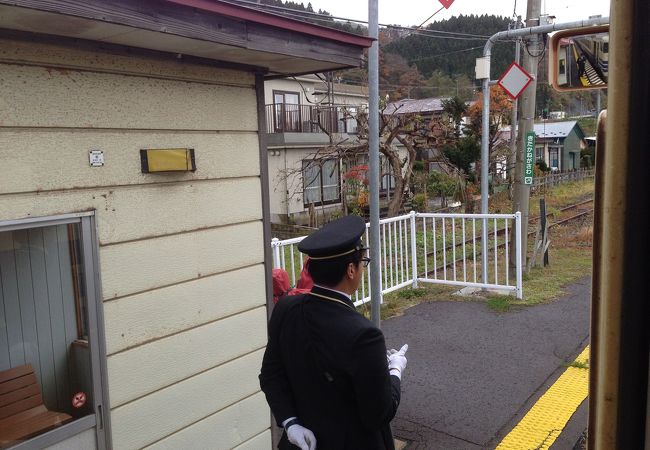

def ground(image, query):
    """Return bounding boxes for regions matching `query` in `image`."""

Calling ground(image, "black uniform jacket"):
[259,285,401,450]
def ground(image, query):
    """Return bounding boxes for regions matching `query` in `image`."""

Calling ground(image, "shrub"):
[412,193,427,212]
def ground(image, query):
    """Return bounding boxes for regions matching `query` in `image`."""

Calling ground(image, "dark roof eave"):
[164,0,374,48]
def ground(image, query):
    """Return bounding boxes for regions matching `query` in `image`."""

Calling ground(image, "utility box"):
[475,57,490,80]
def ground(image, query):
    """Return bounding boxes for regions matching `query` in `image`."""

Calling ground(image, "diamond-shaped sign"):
[497,61,533,100]
[438,0,454,9]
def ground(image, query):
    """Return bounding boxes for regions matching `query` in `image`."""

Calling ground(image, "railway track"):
[419,198,594,278]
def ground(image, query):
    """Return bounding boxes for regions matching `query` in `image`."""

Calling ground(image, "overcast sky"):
[311,0,610,27]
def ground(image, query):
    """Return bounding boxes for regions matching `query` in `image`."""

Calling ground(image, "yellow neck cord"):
[310,292,355,311]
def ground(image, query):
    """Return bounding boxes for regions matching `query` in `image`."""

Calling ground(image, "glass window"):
[0,216,107,449]
[549,147,560,169]
[302,161,321,205]
[302,159,340,206]
[321,160,339,202]
[339,107,358,134]
[273,91,301,132]
[535,146,544,161]
[381,157,395,191]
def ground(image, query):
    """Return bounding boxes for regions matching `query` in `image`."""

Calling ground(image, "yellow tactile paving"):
[496,346,590,450]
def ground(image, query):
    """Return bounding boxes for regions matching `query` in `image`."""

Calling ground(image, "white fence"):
[271,211,523,306]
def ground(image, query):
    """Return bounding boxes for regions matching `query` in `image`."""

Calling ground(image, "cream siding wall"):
[0,37,270,449]
[264,77,312,105]
[267,150,289,220]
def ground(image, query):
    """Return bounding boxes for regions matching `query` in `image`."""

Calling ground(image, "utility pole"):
[368,0,381,328]
[480,16,608,272]
[508,17,522,197]
[510,0,542,267]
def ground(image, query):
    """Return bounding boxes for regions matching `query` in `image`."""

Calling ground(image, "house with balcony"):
[265,76,371,225]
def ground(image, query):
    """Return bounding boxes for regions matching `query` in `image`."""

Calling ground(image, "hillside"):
[240,0,606,114]
[383,15,515,81]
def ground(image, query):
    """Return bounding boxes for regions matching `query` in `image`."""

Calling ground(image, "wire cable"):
[411,5,446,33]
[220,0,493,39]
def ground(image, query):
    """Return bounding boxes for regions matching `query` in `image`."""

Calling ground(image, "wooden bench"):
[0,364,72,448]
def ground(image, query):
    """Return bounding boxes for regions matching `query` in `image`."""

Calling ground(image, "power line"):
[406,45,485,62]
[412,5,446,31]
[221,0,492,40]
[335,78,477,91]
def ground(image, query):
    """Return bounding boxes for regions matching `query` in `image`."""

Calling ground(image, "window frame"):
[302,159,341,207]
[272,90,301,133]
[0,212,111,450]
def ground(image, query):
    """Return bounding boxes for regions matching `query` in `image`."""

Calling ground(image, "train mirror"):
[549,25,609,91]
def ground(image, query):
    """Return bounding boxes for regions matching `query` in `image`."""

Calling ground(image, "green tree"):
[442,96,468,138]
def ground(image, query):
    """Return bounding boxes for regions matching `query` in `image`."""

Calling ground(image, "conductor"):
[259,215,409,450]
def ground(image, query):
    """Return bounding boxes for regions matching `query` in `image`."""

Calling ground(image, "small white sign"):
[497,62,533,100]
[89,150,104,167]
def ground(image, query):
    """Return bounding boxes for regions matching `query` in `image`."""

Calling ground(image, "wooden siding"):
[112,351,265,449]
[100,221,263,299]
[233,430,273,449]
[0,179,262,246]
[143,392,268,450]
[0,226,77,412]
[107,307,267,407]
[0,131,260,195]
[104,264,266,355]
[0,36,270,448]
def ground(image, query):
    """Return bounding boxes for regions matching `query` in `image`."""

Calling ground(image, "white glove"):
[286,423,317,450]
[387,344,408,379]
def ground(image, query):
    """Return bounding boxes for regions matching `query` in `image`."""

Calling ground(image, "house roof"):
[533,121,581,138]
[165,0,373,48]
[494,121,585,147]
[0,0,373,77]
[384,97,451,115]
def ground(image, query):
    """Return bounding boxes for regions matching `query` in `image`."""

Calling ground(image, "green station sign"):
[524,131,535,185]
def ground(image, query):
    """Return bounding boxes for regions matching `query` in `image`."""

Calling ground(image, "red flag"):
[439,0,454,8]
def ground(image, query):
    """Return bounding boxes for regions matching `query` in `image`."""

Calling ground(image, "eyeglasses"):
[361,257,371,267]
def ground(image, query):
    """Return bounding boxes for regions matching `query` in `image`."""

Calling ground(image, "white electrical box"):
[475,57,490,80]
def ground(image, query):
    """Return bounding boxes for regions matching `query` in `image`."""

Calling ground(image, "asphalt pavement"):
[382,277,591,450]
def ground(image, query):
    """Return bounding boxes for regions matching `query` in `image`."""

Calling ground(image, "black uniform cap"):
[297,215,366,260]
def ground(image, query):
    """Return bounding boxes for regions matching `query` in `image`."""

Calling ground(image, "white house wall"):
[0,37,271,449]
[264,78,311,105]
[267,149,289,220]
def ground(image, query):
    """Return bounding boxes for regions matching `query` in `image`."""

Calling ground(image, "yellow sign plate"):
[140,148,195,173]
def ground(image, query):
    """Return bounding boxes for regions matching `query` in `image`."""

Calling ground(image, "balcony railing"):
[265,104,363,134]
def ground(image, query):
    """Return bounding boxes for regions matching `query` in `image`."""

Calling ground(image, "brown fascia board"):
[164,0,374,49]
[0,0,370,75]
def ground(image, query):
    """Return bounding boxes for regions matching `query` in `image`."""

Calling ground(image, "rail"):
[265,104,364,134]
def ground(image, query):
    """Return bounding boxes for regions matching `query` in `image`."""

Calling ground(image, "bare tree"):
[279,102,433,218]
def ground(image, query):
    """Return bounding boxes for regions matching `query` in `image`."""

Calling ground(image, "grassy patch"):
[528,180,594,217]
[486,295,512,312]
[377,284,456,320]
[522,247,592,304]
[489,178,594,217]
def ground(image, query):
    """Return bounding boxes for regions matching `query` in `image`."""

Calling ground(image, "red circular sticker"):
[72,392,86,408]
